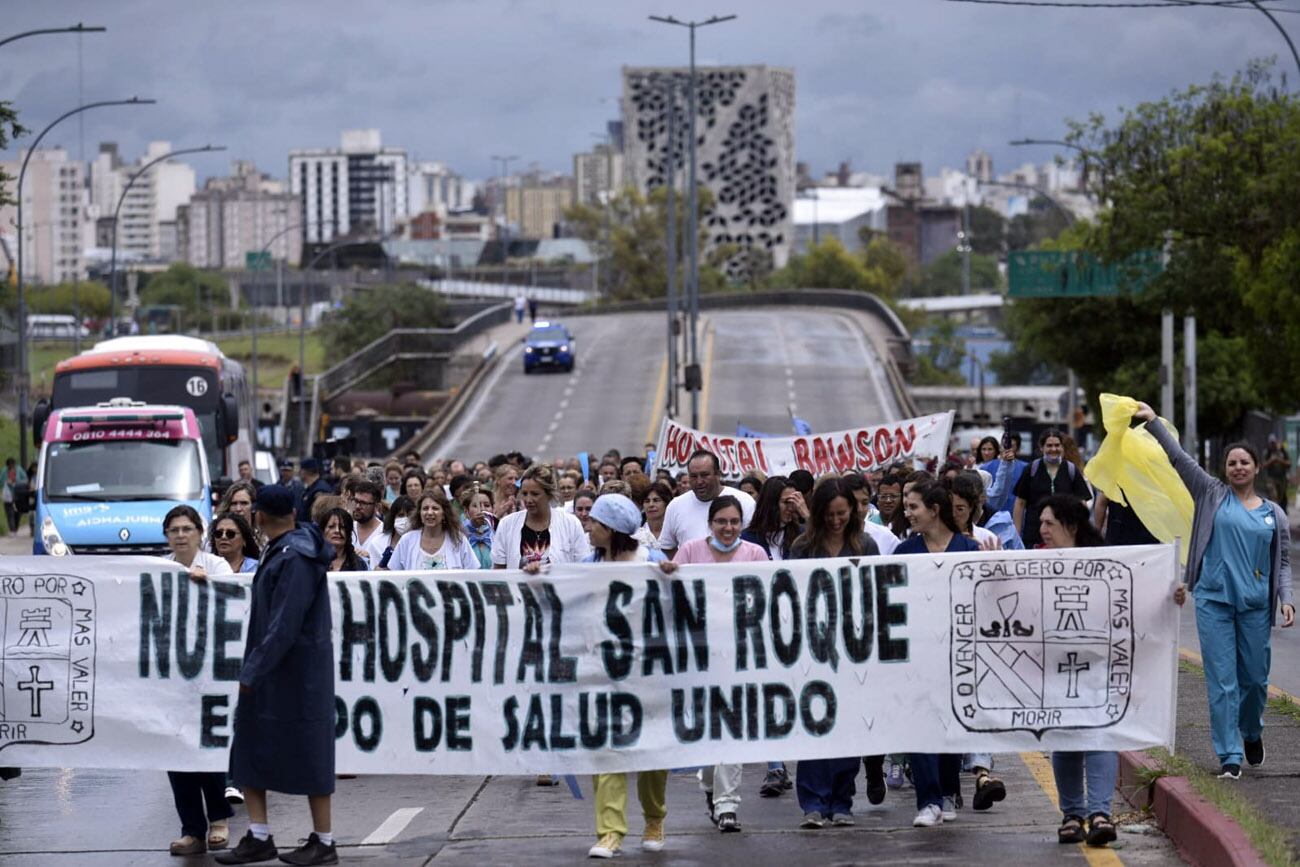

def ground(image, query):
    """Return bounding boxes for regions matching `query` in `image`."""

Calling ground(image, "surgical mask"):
[1043,453,1062,465]
[708,535,743,554]
[394,517,410,534]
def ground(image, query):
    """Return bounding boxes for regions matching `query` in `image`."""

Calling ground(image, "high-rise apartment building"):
[966,149,994,184]
[573,142,625,205]
[289,129,408,244]
[505,174,574,240]
[622,64,796,278]
[0,148,88,284]
[408,160,472,217]
[180,160,301,269]
[88,141,197,261]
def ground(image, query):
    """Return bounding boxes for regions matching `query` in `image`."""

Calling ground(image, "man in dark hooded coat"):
[217,485,337,866]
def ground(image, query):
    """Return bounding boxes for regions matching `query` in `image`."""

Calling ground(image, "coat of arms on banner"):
[950,558,1134,736]
[0,574,95,749]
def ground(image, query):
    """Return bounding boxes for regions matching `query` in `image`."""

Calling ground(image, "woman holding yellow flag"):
[1134,401,1294,780]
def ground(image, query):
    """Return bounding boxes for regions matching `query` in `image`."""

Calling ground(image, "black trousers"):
[168,771,233,838]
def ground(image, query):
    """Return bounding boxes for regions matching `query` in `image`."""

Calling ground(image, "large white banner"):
[0,545,1178,774]
[653,412,956,478]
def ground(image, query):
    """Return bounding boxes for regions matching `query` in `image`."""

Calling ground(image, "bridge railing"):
[418,278,592,305]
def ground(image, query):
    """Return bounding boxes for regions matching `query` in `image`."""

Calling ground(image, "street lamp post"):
[0,23,104,49]
[249,218,324,410]
[663,77,681,420]
[108,143,225,330]
[649,13,737,429]
[14,96,153,468]
[491,154,518,280]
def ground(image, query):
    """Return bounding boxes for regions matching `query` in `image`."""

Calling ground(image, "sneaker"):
[214,831,277,865]
[716,812,741,833]
[642,817,665,852]
[865,761,886,806]
[1218,763,1242,780]
[278,833,338,866]
[225,786,245,806]
[886,761,906,790]
[941,796,958,821]
[588,832,622,859]
[169,835,206,856]
[972,774,1006,811]
[913,804,944,827]
[759,766,790,797]
[1245,737,1265,767]
[800,812,827,829]
[830,813,855,826]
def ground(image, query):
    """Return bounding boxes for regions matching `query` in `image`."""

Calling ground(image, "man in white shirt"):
[349,480,384,562]
[658,450,756,558]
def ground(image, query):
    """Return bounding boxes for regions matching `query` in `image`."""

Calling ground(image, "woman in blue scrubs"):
[1135,402,1294,779]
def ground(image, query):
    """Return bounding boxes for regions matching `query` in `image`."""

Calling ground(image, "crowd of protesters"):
[137,406,1294,861]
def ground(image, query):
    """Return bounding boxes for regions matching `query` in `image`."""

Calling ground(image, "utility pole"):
[960,202,972,295]
[664,78,679,420]
[491,154,518,278]
[1160,310,1175,425]
[1183,314,1198,457]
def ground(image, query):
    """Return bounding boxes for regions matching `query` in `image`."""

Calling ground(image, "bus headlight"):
[41,517,71,557]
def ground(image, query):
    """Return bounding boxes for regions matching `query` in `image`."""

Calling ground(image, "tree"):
[861,236,909,292]
[564,186,729,301]
[967,205,1006,256]
[25,281,111,319]
[0,101,25,207]
[319,283,451,360]
[768,236,905,298]
[998,62,1300,435]
[1006,198,1072,252]
[137,263,231,332]
[910,317,968,386]
[911,249,1003,297]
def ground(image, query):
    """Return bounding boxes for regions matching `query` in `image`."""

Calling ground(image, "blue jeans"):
[908,753,961,810]
[796,757,859,817]
[1195,597,1271,765]
[1051,751,1116,819]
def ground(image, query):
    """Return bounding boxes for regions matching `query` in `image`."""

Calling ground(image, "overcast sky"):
[1,0,1285,184]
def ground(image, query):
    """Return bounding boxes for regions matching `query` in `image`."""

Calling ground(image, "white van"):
[27,314,89,340]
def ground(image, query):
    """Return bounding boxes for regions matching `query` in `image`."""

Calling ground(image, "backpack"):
[1029,458,1078,483]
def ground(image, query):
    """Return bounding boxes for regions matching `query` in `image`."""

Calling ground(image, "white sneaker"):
[913,804,944,827]
[224,786,244,805]
[941,796,957,821]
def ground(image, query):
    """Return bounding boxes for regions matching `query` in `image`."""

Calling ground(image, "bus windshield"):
[52,366,221,472]
[43,439,204,502]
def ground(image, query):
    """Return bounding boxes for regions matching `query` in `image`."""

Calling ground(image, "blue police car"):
[522,321,576,373]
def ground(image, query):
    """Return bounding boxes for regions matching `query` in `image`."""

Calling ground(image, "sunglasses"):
[212,529,240,540]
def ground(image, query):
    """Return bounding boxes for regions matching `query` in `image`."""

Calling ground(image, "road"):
[0,757,1182,865]
[430,308,901,464]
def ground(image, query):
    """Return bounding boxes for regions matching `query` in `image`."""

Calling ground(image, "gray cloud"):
[0,0,1280,185]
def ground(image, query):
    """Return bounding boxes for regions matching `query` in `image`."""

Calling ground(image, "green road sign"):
[245,251,272,271]
[1008,249,1162,298]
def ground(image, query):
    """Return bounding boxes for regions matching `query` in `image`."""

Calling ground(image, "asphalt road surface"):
[430,308,900,464]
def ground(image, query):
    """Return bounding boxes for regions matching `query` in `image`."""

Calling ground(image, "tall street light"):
[108,143,225,329]
[649,13,737,430]
[491,154,518,276]
[0,22,105,49]
[14,96,154,468]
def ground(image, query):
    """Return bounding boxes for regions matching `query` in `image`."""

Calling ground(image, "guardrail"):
[418,278,591,305]
[300,302,513,450]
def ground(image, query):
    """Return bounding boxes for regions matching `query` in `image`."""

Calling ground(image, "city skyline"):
[0,0,1279,187]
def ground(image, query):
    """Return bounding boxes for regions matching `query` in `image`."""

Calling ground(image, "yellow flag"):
[1084,393,1193,564]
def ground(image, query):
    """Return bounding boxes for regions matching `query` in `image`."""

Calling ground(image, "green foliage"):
[768,236,906,298]
[564,186,729,301]
[967,205,1007,256]
[0,101,25,208]
[138,264,232,331]
[319,283,451,360]
[910,249,1003,297]
[25,281,111,319]
[1006,198,1073,251]
[998,63,1300,433]
[911,317,968,386]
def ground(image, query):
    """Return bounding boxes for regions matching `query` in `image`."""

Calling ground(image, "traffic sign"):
[245,251,273,271]
[1008,249,1162,298]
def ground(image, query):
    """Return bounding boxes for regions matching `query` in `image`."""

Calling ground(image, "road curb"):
[1117,750,1267,867]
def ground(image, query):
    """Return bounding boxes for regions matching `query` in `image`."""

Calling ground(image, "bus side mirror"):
[32,399,50,445]
[220,393,240,445]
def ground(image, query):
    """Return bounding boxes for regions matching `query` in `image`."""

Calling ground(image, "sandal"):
[1058,815,1085,844]
[1086,813,1117,847]
[207,821,230,850]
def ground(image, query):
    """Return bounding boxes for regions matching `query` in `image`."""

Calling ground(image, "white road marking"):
[549,420,560,432]
[559,399,569,410]
[361,807,424,845]
[836,313,896,419]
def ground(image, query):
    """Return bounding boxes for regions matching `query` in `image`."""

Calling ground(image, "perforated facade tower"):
[622,65,796,280]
